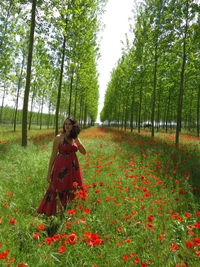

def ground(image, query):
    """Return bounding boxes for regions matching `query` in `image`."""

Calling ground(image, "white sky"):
[96,0,135,123]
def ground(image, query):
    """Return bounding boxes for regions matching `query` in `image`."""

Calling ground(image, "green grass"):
[0,126,200,267]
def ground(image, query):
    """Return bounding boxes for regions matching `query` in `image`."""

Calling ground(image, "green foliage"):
[101,0,200,140]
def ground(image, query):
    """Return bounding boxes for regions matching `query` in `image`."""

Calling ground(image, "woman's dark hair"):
[62,117,80,139]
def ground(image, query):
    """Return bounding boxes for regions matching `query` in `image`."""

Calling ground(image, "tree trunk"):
[84,104,87,128]
[188,87,193,132]
[28,88,36,130]
[156,86,161,132]
[68,67,74,116]
[55,35,66,135]
[40,94,44,130]
[79,96,83,126]
[175,18,188,144]
[0,83,6,123]
[121,100,125,130]
[151,39,158,137]
[165,87,172,133]
[197,85,200,137]
[138,85,143,133]
[130,86,135,132]
[37,104,40,126]
[74,85,78,118]
[14,54,25,132]
[47,101,52,129]
[22,0,37,146]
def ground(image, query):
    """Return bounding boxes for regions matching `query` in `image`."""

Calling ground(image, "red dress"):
[37,139,84,216]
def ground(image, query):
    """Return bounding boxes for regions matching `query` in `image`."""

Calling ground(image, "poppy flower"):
[123,255,128,260]
[68,232,77,245]
[36,224,44,231]
[45,237,52,245]
[171,243,178,251]
[185,241,193,248]
[9,218,16,225]
[58,246,66,253]
[67,209,76,214]
[83,208,90,214]
[193,237,200,246]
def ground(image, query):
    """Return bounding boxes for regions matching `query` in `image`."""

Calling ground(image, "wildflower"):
[171,243,178,251]
[9,218,16,225]
[36,224,44,231]
[67,209,76,214]
[65,221,72,229]
[52,234,60,241]
[193,237,200,246]
[185,241,193,248]
[0,249,10,260]
[68,232,78,245]
[83,208,90,214]
[45,237,52,245]
[135,258,140,264]
[123,255,128,260]
[58,246,66,253]
[195,250,200,257]
[196,211,200,217]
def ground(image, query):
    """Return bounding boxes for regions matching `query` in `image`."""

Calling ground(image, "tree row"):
[100,0,200,144]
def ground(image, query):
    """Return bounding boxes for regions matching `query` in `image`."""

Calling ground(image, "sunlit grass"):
[0,126,199,266]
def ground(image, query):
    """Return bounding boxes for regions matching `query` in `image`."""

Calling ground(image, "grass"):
[0,126,200,267]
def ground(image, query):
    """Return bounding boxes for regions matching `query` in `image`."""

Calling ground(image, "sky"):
[96,0,135,123]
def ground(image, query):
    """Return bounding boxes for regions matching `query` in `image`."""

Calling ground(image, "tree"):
[22,0,37,146]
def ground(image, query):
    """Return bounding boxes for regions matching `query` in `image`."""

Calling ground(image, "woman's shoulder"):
[54,134,64,143]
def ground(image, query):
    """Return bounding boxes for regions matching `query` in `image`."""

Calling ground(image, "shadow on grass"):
[100,127,200,205]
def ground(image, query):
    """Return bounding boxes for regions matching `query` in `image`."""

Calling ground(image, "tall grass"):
[0,127,199,266]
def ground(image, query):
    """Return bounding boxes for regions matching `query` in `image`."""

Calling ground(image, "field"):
[0,126,200,267]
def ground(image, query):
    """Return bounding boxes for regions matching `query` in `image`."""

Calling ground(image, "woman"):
[37,117,86,216]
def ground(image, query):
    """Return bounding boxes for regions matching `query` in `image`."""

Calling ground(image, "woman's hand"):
[74,137,86,155]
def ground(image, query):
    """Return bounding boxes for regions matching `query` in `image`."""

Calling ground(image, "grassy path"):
[0,127,200,267]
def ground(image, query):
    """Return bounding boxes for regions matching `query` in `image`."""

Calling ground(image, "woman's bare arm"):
[47,136,60,183]
[74,137,86,155]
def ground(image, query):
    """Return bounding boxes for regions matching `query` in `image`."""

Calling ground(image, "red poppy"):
[0,249,10,260]
[185,241,193,248]
[123,255,128,260]
[68,232,78,245]
[135,258,140,264]
[193,237,200,246]
[45,237,52,245]
[83,208,90,214]
[65,221,72,229]
[36,224,44,231]
[58,246,66,253]
[195,250,200,257]
[196,211,200,217]
[9,218,16,225]
[52,234,60,241]
[185,212,191,217]
[171,243,178,251]
[67,209,76,214]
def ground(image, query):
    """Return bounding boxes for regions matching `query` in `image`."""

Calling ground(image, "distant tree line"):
[100,0,200,144]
